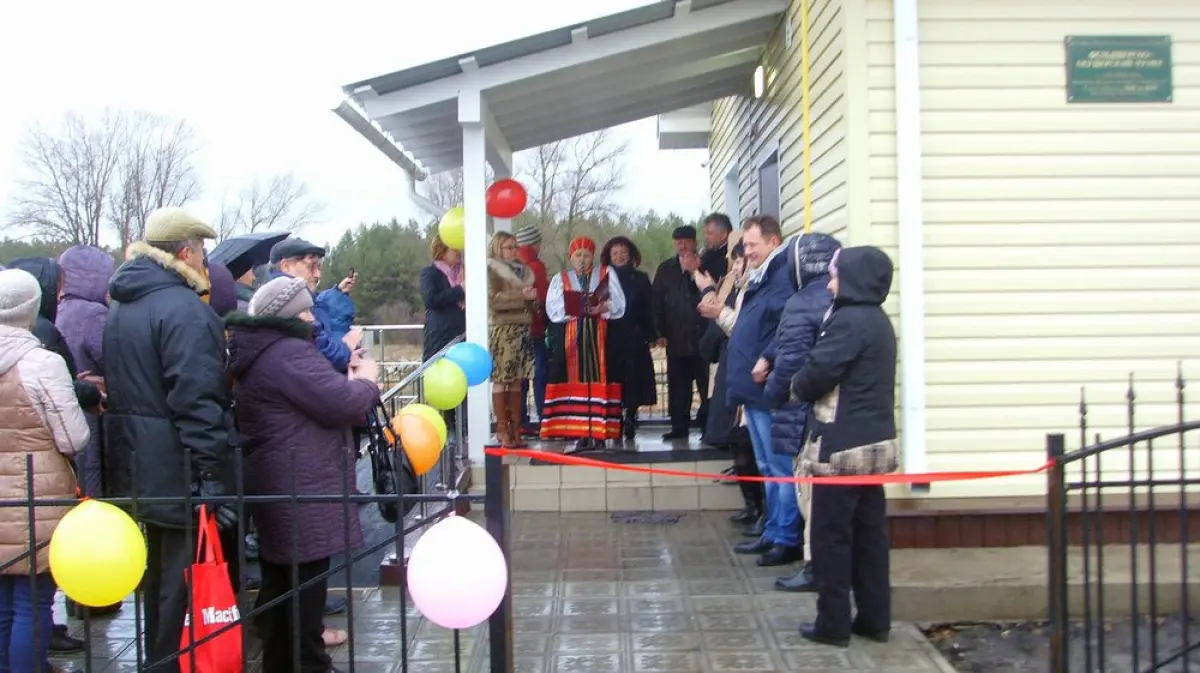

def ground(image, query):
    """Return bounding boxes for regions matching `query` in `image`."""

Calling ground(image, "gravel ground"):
[926,616,1199,673]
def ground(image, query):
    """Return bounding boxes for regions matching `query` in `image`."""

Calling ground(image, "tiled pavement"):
[57,512,955,672]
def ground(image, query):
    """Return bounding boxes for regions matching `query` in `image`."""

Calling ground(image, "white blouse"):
[545,265,626,323]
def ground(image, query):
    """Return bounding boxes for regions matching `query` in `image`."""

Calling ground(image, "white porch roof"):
[340,0,786,175]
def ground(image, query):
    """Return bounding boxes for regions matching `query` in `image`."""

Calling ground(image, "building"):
[337,0,1199,520]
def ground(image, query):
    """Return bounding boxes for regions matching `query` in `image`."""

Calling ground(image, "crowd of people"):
[428,213,901,646]
[0,202,901,671]
[0,206,373,672]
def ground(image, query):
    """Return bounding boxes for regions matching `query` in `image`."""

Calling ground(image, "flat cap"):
[145,207,217,242]
[269,238,326,264]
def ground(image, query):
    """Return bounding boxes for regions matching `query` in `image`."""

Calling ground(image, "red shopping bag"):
[180,505,243,673]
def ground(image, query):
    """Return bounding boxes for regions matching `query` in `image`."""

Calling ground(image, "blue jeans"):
[743,406,801,548]
[521,339,549,425]
[0,573,56,673]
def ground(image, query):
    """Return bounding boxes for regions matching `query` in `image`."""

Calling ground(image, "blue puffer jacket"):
[725,244,795,410]
[763,233,841,455]
[315,287,356,342]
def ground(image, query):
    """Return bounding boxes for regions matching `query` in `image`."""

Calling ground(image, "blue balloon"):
[445,342,493,386]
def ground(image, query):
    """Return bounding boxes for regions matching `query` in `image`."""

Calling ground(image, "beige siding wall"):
[709,0,849,238]
[867,0,1200,497]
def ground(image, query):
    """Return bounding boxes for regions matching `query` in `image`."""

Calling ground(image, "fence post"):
[1046,433,1069,673]
[485,449,514,673]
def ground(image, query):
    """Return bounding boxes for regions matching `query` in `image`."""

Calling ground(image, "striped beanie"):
[515,227,542,246]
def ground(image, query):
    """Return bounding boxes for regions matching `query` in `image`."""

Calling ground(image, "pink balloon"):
[406,515,508,629]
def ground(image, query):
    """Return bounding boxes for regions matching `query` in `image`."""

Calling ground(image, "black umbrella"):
[209,232,290,280]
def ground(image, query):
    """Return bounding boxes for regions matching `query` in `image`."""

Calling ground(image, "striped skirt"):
[540,316,622,440]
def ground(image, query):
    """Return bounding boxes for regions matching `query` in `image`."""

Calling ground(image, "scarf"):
[743,243,787,286]
[434,260,464,309]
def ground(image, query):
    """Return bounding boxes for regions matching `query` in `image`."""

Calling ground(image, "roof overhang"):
[339,0,785,175]
[657,102,713,150]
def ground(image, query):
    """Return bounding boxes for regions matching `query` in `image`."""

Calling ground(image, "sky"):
[0,0,711,248]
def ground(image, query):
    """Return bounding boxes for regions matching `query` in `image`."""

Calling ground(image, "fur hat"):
[249,277,313,319]
[0,269,43,330]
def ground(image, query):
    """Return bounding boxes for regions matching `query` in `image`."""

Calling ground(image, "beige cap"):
[145,207,217,243]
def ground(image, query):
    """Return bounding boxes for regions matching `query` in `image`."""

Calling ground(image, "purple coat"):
[226,312,378,564]
[56,245,114,496]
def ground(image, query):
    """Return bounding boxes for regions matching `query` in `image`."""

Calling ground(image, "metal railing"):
[361,323,701,423]
[1046,367,1199,672]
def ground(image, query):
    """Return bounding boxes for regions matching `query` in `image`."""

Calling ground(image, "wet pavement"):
[55,511,954,672]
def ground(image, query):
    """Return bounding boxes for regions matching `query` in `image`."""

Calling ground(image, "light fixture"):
[753,65,765,99]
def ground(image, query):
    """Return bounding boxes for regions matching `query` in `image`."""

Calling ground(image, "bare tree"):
[524,129,629,265]
[7,109,201,247]
[423,167,465,213]
[107,113,202,247]
[216,172,325,239]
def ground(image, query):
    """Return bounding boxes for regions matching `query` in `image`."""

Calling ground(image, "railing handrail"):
[360,323,423,330]
[379,334,465,403]
[1057,420,1200,464]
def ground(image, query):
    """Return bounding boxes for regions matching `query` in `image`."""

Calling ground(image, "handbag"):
[180,505,243,673]
[366,404,420,523]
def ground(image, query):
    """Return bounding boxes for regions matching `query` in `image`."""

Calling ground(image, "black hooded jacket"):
[7,257,103,409]
[790,246,897,456]
[102,243,232,528]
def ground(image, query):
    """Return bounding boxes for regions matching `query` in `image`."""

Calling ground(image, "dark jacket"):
[235,282,254,313]
[702,288,741,447]
[791,246,897,457]
[725,246,796,410]
[54,246,115,496]
[609,264,657,407]
[102,243,233,528]
[419,264,465,360]
[226,312,375,564]
[763,234,840,456]
[700,242,729,286]
[268,270,351,372]
[7,257,102,410]
[651,256,706,358]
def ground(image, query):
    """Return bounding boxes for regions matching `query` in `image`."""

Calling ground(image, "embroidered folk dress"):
[540,264,627,441]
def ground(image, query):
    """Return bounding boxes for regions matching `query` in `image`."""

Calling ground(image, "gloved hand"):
[196,479,240,531]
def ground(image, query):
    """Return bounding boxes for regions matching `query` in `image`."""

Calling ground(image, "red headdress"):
[568,236,596,257]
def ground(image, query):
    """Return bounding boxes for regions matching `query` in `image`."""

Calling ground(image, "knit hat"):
[145,207,217,242]
[249,277,314,319]
[0,269,43,330]
[568,236,596,257]
[515,227,541,246]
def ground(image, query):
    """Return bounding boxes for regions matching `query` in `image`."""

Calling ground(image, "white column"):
[893,0,928,491]
[460,90,492,464]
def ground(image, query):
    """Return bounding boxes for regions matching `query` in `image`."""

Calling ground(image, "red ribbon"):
[483,447,1052,486]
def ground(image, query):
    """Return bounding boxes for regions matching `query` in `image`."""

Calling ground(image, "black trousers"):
[810,484,891,639]
[142,523,242,672]
[257,557,332,673]
[730,438,764,511]
[666,354,709,433]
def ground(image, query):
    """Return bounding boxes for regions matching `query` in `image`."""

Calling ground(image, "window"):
[757,143,780,218]
[723,163,740,222]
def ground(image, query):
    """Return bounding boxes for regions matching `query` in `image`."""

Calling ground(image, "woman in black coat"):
[600,237,657,439]
[418,234,466,361]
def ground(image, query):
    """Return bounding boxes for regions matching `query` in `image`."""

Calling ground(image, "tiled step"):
[471,460,747,512]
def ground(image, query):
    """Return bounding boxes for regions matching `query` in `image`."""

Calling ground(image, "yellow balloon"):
[50,500,146,607]
[399,403,448,447]
[439,207,465,250]
[423,359,468,410]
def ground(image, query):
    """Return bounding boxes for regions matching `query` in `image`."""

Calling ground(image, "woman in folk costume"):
[486,231,537,447]
[541,236,627,452]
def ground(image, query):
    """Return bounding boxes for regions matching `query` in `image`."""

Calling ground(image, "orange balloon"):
[396,413,443,476]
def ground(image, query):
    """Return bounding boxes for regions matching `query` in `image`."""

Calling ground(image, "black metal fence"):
[1,353,511,672]
[1046,367,1199,672]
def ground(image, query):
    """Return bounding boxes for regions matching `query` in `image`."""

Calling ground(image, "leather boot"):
[492,391,513,447]
[623,408,638,439]
[506,388,527,448]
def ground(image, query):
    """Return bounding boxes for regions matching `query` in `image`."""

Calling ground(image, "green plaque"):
[1065,35,1173,103]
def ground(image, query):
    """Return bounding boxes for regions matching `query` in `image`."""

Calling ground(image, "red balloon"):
[486,179,528,218]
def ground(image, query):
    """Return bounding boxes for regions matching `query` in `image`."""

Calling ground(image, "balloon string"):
[482,447,1052,486]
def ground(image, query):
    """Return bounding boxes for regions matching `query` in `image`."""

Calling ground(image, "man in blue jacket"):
[725,215,802,567]
[268,238,360,373]
[761,233,840,591]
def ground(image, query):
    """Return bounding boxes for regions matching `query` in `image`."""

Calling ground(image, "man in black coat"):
[790,246,898,648]
[699,212,733,285]
[103,207,240,671]
[651,225,710,440]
